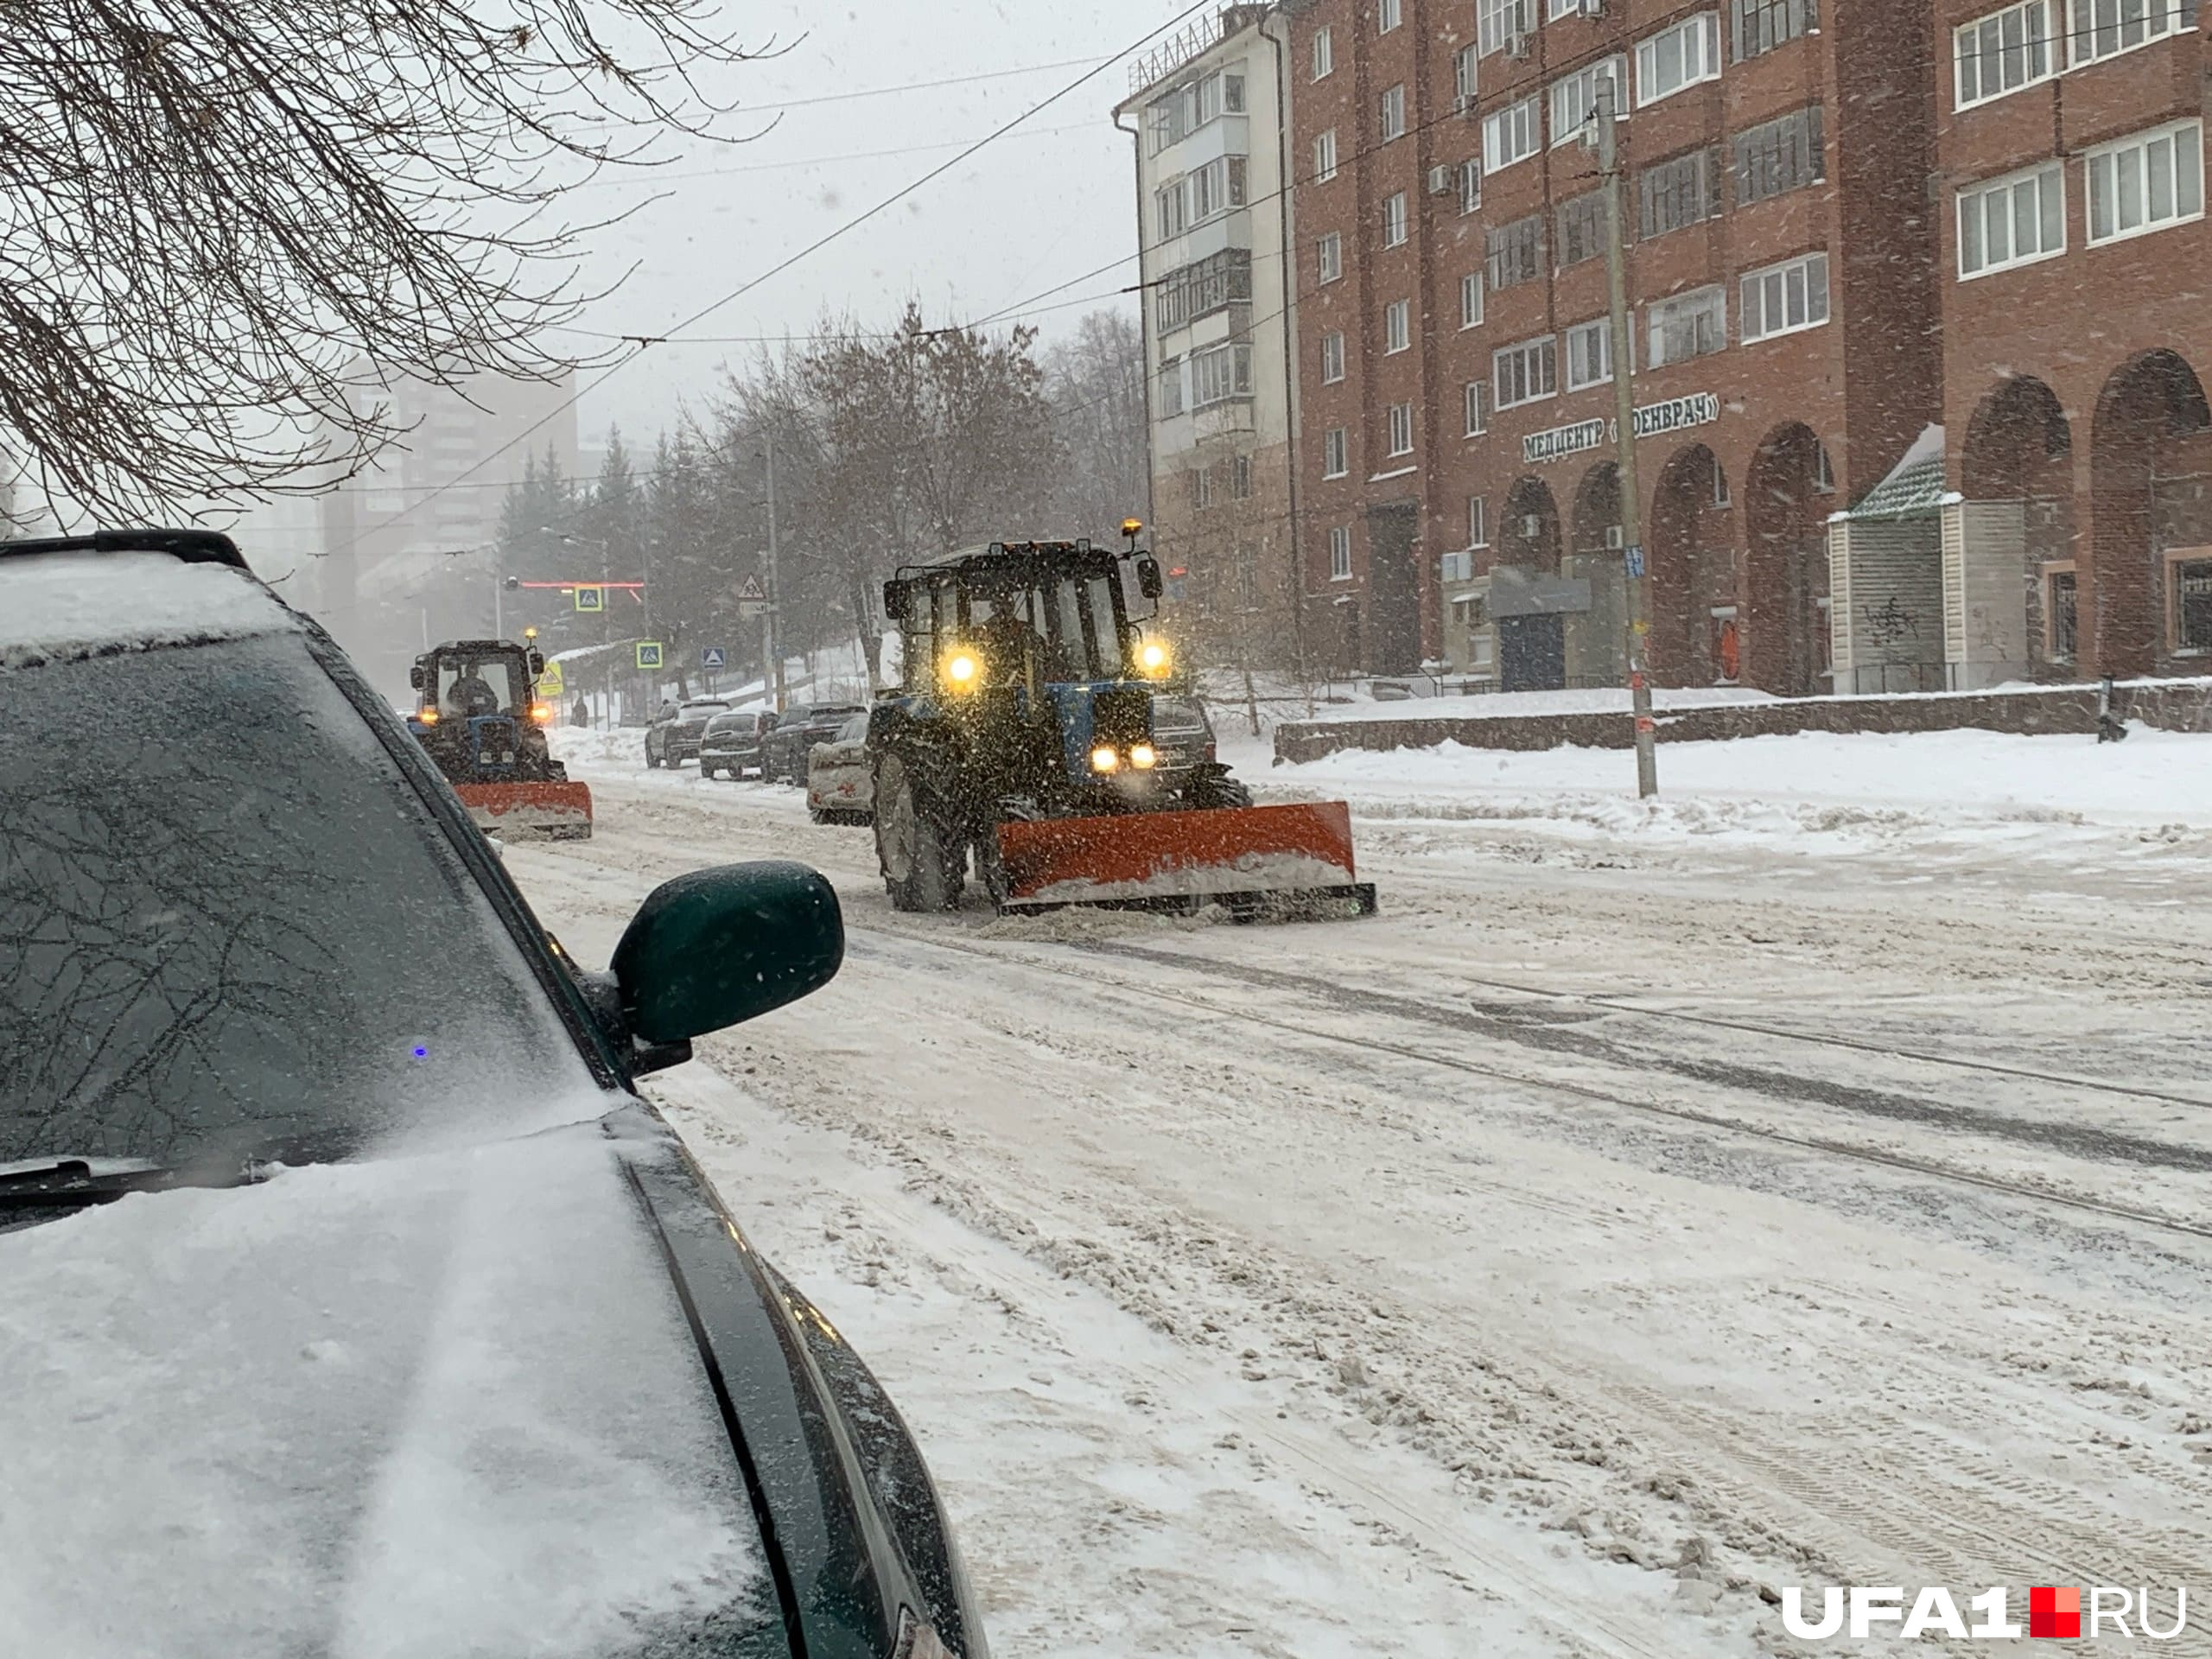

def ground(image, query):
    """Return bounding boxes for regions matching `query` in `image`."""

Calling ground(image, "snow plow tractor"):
[407,639,593,841]
[870,529,1376,919]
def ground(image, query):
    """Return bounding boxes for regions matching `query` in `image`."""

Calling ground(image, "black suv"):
[762,703,868,785]
[645,697,731,769]
[0,531,987,1659]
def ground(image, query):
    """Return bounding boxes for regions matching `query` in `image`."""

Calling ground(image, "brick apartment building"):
[1924,0,2209,687]
[1116,6,1303,671]
[1284,0,1948,692]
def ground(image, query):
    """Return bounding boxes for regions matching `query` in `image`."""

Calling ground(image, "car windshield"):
[0,635,600,1173]
[683,702,727,717]
[435,654,525,718]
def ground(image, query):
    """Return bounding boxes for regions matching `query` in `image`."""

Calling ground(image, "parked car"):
[1150,693,1219,779]
[700,708,778,780]
[762,702,868,785]
[806,712,874,824]
[0,530,988,1659]
[645,697,729,769]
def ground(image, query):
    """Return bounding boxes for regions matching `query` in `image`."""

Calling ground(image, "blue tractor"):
[869,530,1374,918]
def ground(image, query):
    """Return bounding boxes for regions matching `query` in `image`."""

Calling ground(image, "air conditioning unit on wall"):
[1427,164,1453,195]
[1505,32,1532,60]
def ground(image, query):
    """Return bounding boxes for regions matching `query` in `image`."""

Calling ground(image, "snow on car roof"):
[0,550,298,671]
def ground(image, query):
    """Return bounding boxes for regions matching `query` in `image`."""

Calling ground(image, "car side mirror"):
[527,649,545,677]
[610,861,844,1068]
[409,664,425,690]
[1135,556,1164,601]
[882,578,909,624]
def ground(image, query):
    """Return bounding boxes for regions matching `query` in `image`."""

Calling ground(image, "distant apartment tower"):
[315,367,579,690]
[1285,0,1942,690]
[1117,6,1302,669]
[1919,0,2210,687]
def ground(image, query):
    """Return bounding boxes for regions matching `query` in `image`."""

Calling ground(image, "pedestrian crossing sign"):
[636,641,664,670]
[574,585,605,613]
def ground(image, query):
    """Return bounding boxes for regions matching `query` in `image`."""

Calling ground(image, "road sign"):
[635,641,664,670]
[739,601,770,620]
[736,575,766,601]
[701,645,728,670]
[574,585,606,613]
[537,662,565,697]
[1624,543,1646,580]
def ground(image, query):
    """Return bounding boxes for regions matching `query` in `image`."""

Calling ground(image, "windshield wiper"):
[0,1156,275,1210]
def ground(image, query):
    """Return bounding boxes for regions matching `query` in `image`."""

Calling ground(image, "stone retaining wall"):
[1273,679,2212,763]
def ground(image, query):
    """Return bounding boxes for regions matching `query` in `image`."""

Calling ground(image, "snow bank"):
[1266,726,2212,843]
[0,551,296,669]
[0,1126,768,1658]
[1293,684,1782,725]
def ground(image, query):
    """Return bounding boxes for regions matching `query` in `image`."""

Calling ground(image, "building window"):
[1955,1,2054,107]
[1484,95,1542,173]
[1550,56,1627,149]
[1384,298,1412,354]
[1155,177,1187,241]
[2069,0,2194,67]
[1387,402,1415,457]
[1323,428,1350,478]
[1638,13,1721,105]
[2171,553,2212,652]
[1185,156,1248,225]
[1313,129,1338,183]
[1457,592,1496,669]
[1318,232,1344,283]
[1146,69,1248,156]
[1459,157,1484,214]
[1158,356,1185,417]
[2046,565,2077,658]
[1380,84,1407,143]
[1321,330,1346,384]
[1461,271,1486,328]
[1455,44,1480,111]
[1731,0,1817,60]
[1958,163,2065,276]
[1732,105,1825,206]
[1479,0,1536,55]
[1232,454,1254,499]
[1494,335,1559,409]
[1313,25,1334,79]
[1565,317,1623,389]
[1465,380,1490,435]
[1155,247,1254,331]
[1487,213,1545,289]
[1382,191,1409,248]
[1330,524,1354,580]
[1647,284,1726,366]
[1556,190,1610,268]
[1739,251,1828,342]
[1193,465,1214,510]
[1813,441,1836,493]
[1640,148,1723,237]
[1190,342,1254,407]
[1380,0,1402,32]
[2087,120,2204,246]
[1467,495,1491,547]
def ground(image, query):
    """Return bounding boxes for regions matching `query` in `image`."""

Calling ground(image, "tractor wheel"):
[645,743,660,770]
[1189,771,1254,810]
[874,752,964,912]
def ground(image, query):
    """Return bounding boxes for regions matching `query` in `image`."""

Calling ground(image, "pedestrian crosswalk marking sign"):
[636,641,664,670]
[574,585,605,613]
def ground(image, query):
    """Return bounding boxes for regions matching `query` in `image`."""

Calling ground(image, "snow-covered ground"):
[520,729,2212,1656]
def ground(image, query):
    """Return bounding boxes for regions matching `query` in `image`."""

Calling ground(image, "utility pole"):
[762,433,786,711]
[1598,79,1659,799]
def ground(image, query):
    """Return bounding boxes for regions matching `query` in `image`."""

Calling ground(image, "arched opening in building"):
[1496,476,1567,691]
[1961,375,2075,677]
[1568,463,1627,683]
[2089,349,2212,678]
[1744,423,1829,696]
[1648,443,1737,686]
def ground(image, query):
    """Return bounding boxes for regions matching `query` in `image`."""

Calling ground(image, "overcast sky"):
[561,1,1194,449]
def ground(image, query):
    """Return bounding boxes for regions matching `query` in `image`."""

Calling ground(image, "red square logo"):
[2030,1586,2082,1638]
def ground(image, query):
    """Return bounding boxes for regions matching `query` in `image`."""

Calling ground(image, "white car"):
[806,712,873,825]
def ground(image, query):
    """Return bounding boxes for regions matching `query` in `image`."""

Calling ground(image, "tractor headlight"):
[1129,743,1158,771]
[1090,745,1121,772]
[941,649,982,692]
[417,707,440,726]
[530,702,555,725]
[1137,640,1172,677]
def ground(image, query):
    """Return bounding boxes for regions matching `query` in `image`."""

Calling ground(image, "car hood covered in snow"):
[0,1122,783,1659]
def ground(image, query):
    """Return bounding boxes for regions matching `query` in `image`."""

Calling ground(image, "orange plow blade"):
[996,802,1376,918]
[454,780,594,841]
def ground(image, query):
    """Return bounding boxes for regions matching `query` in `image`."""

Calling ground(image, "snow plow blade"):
[453,780,594,841]
[996,801,1376,919]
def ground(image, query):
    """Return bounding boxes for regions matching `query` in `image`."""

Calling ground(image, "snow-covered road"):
[511,741,2212,1657]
